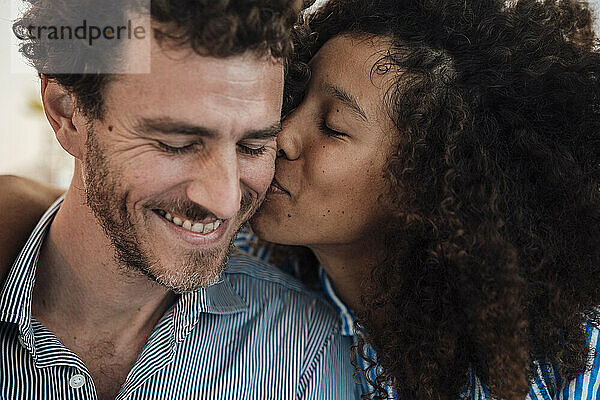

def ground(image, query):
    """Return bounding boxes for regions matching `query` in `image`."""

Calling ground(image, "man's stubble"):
[82,125,258,293]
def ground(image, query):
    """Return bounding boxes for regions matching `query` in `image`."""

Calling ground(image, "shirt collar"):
[0,195,248,349]
[319,266,356,336]
[173,274,247,342]
[0,195,64,355]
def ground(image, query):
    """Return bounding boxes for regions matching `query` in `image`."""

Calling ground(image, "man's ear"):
[41,77,83,159]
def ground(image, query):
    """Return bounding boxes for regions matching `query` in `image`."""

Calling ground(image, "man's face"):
[80,39,283,292]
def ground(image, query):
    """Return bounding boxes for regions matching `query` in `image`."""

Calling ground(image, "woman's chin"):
[248,211,277,242]
[249,213,299,246]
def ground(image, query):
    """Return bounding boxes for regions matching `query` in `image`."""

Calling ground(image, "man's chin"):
[121,195,257,292]
[155,272,224,294]
[134,237,235,293]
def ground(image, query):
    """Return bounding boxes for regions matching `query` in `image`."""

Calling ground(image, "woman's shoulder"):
[0,175,63,284]
[463,321,600,400]
[549,320,600,399]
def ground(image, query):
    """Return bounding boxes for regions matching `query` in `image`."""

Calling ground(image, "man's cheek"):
[239,151,276,196]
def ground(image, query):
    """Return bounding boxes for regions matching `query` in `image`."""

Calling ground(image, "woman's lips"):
[269,178,290,195]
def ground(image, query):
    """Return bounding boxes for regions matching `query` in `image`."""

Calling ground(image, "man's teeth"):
[192,223,204,233]
[158,210,222,234]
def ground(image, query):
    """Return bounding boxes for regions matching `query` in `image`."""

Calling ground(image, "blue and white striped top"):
[234,228,397,399]
[461,323,600,400]
[0,198,358,400]
[235,228,600,400]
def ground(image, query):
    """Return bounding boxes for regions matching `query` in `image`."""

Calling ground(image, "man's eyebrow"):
[321,83,368,123]
[242,122,282,140]
[135,118,281,139]
[136,118,216,138]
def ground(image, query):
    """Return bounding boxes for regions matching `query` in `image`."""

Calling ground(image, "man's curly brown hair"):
[13,0,305,120]
[286,0,600,398]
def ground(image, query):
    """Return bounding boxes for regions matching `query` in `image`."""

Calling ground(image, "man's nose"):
[186,150,242,220]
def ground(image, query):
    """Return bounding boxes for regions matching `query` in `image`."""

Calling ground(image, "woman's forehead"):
[308,34,398,124]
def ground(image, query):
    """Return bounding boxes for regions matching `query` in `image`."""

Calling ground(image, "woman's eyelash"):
[318,120,347,137]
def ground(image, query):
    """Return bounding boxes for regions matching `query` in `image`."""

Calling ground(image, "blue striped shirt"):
[234,228,397,399]
[461,322,600,400]
[235,229,600,400]
[0,198,358,399]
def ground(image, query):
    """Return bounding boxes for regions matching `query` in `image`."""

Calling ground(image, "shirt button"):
[69,374,86,389]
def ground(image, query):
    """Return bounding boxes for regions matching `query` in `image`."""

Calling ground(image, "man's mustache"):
[147,193,255,221]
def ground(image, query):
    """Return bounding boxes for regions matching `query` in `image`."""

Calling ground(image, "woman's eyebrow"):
[321,82,368,123]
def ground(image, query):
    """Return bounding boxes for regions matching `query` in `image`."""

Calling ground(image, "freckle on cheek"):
[108,126,113,131]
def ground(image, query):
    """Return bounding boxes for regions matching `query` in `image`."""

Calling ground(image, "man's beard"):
[82,128,257,293]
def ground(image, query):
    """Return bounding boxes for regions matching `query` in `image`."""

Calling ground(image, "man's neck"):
[31,187,176,348]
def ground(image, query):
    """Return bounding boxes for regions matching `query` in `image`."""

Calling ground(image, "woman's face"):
[251,34,399,248]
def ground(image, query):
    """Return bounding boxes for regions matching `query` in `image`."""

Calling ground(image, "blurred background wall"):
[1,0,74,188]
[1,0,599,189]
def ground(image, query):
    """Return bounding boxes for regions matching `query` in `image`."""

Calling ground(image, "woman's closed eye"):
[318,119,348,138]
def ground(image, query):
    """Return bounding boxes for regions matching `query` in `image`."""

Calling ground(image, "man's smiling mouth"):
[154,209,223,234]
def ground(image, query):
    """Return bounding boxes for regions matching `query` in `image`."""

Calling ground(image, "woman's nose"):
[276,116,302,161]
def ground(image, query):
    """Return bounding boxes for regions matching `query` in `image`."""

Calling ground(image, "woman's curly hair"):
[13,0,306,120]
[286,0,600,398]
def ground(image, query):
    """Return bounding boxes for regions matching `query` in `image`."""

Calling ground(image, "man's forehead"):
[103,38,284,139]
[119,35,284,95]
